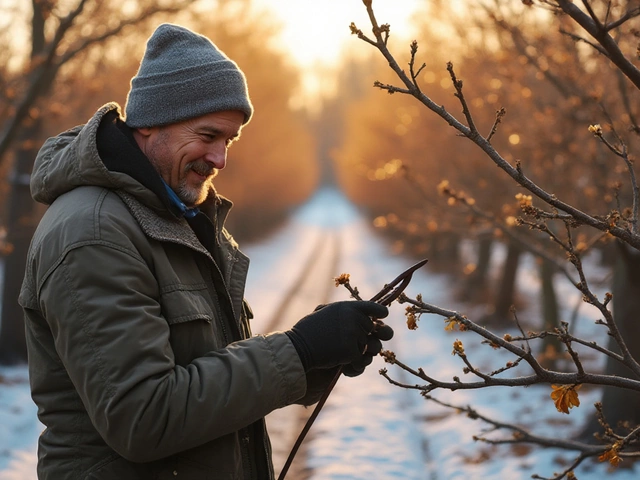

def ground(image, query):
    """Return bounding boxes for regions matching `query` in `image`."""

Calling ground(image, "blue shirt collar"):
[161,180,200,218]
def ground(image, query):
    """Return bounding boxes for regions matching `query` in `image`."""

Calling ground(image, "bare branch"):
[419,395,639,480]
[486,107,506,143]
[604,6,640,32]
[447,62,478,134]
[581,0,604,31]
[355,2,640,251]
[395,294,640,392]
[0,0,90,165]
[556,0,640,90]
[354,1,640,476]
[559,28,608,55]
[373,80,411,95]
[58,2,194,66]
[408,40,424,92]
[589,126,639,234]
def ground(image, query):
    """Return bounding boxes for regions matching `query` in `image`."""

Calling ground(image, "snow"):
[0,187,638,479]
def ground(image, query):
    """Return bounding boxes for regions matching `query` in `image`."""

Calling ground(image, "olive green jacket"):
[19,103,308,479]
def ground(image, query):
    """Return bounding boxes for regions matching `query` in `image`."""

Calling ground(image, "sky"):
[252,0,424,105]
[254,0,422,66]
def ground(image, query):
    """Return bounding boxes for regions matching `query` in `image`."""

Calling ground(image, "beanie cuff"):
[126,68,252,127]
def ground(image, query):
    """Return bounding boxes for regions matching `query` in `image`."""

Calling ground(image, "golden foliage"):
[550,384,581,414]
[452,339,465,356]
[599,442,623,467]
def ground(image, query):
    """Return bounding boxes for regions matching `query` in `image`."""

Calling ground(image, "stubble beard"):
[177,162,218,207]
[145,132,217,208]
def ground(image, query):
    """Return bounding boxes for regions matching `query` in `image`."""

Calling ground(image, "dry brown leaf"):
[550,384,581,414]
[599,442,623,467]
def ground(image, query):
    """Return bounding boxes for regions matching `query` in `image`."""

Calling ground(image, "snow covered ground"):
[0,187,638,479]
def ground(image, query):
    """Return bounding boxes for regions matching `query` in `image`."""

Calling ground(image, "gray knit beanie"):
[125,23,253,127]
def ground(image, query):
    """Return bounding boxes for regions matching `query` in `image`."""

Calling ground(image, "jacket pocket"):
[159,285,224,365]
[84,454,149,479]
[155,456,213,480]
[154,439,244,480]
[160,284,214,324]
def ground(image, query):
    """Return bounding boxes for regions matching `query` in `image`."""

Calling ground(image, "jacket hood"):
[31,103,162,209]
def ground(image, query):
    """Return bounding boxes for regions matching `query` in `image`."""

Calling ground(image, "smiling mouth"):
[190,166,215,179]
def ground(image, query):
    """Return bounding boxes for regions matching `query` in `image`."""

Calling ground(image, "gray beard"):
[176,179,212,207]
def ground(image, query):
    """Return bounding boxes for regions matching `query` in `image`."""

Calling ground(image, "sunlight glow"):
[253,0,423,107]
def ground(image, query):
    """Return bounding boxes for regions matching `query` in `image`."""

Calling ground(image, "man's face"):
[140,110,244,207]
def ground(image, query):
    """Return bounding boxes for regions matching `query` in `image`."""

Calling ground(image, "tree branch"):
[556,0,640,90]
[356,3,640,251]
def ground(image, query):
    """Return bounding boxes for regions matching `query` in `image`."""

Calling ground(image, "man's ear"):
[132,127,154,152]
[135,127,154,137]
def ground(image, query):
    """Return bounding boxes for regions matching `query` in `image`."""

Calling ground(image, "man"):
[19,23,393,479]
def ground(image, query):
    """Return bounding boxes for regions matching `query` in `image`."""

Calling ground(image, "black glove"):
[342,318,394,377]
[286,301,392,372]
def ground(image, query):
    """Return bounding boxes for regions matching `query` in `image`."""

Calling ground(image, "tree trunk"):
[482,240,522,326]
[428,231,460,270]
[539,257,562,369]
[0,119,41,364]
[0,0,49,365]
[579,242,640,441]
[460,233,493,302]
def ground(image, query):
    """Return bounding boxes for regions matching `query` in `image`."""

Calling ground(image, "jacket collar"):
[116,190,212,259]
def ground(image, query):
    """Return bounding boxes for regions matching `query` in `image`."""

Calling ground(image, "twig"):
[447,62,478,135]
[408,40,425,93]
[486,107,506,143]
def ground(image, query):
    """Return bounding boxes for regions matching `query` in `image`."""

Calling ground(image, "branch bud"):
[588,124,603,136]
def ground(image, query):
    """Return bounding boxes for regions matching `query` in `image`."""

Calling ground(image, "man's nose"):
[204,143,227,170]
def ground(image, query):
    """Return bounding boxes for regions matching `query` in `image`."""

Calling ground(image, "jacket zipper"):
[211,293,229,345]
[262,420,275,480]
[241,428,253,479]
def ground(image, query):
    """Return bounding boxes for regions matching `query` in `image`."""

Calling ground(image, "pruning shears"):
[278,258,428,480]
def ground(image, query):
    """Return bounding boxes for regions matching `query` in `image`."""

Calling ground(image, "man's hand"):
[286,301,393,373]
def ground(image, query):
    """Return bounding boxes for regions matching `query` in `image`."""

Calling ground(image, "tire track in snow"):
[262,231,340,334]
[263,230,342,480]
